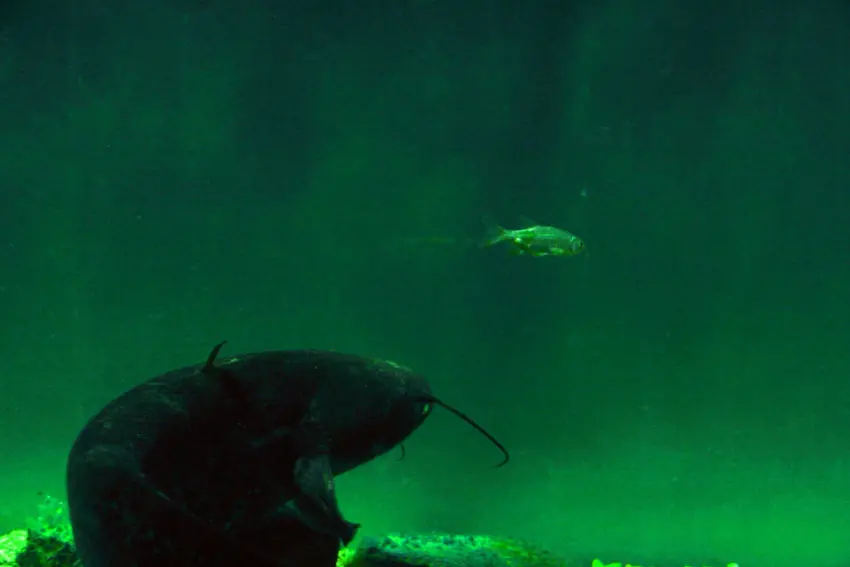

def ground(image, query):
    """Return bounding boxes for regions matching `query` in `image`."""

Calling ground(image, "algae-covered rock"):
[0,530,27,566]
[0,530,79,567]
[336,533,742,567]
[341,532,568,567]
[1,495,740,567]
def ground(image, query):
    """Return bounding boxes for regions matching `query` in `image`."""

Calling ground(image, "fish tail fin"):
[480,216,507,248]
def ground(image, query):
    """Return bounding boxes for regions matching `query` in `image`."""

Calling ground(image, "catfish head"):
[315,355,510,472]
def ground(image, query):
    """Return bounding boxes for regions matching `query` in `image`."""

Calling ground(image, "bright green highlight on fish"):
[481,216,586,258]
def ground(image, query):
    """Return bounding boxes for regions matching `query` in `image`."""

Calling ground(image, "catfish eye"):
[412,399,432,417]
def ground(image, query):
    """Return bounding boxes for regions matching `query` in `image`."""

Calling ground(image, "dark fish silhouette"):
[66,342,509,567]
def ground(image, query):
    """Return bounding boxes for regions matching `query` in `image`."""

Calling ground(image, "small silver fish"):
[481,216,585,258]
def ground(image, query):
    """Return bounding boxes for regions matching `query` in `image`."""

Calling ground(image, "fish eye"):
[415,401,432,416]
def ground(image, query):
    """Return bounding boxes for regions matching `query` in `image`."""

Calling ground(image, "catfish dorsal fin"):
[203,340,228,374]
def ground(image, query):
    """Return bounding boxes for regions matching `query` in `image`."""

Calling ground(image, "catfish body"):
[66,345,434,567]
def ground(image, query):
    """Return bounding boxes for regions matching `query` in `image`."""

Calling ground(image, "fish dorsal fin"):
[518,215,539,228]
[202,340,252,401]
[203,341,228,374]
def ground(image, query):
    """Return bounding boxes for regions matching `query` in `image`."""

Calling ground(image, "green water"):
[1,2,848,566]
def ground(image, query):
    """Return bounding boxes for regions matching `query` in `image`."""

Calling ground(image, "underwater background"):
[1,1,849,566]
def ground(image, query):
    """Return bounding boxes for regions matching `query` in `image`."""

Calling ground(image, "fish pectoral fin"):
[509,239,533,255]
[292,454,360,545]
[286,495,361,546]
[293,454,335,500]
[337,519,361,546]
